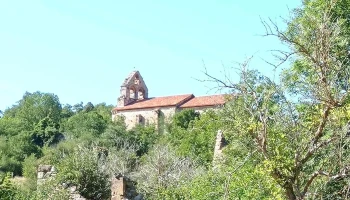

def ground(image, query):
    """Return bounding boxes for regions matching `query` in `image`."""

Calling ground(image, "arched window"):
[129,87,136,99]
[134,74,140,85]
[136,114,144,125]
[138,88,145,100]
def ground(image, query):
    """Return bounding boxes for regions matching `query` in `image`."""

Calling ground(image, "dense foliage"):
[0,90,219,199]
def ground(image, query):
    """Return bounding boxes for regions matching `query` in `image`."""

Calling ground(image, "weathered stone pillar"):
[111,175,126,200]
[37,165,56,185]
[213,130,226,166]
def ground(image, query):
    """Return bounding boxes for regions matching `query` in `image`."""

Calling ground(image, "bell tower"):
[117,71,148,107]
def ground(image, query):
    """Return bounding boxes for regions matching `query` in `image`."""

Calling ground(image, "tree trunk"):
[285,185,297,200]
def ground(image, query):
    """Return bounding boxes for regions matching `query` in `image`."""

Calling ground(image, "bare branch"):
[302,166,350,197]
[297,106,331,168]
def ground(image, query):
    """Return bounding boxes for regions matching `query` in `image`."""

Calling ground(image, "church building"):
[111,71,226,129]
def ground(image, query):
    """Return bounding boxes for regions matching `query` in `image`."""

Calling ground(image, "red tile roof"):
[179,94,226,108]
[113,94,194,111]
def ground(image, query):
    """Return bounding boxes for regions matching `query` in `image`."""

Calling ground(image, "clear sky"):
[0,0,301,111]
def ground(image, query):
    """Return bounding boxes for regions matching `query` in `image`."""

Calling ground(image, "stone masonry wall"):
[37,165,138,200]
[213,130,226,166]
[113,106,176,129]
[37,165,57,185]
[37,165,86,200]
[111,175,125,200]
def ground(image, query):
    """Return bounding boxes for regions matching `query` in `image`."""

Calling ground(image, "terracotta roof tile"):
[179,94,226,108]
[113,94,194,111]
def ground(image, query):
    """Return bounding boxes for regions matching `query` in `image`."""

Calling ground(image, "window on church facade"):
[138,88,145,100]
[136,114,144,125]
[129,87,136,99]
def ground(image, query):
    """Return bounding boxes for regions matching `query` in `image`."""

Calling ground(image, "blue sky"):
[0,0,301,111]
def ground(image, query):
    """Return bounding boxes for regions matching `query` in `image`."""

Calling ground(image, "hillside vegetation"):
[0,91,222,199]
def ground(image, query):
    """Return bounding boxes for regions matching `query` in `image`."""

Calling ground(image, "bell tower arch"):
[117,71,148,107]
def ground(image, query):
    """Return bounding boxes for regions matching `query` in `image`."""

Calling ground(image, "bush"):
[0,173,17,200]
[56,146,110,200]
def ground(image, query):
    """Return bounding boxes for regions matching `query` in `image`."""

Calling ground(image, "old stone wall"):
[111,175,125,200]
[37,165,140,200]
[110,175,141,200]
[113,106,176,129]
[37,165,86,200]
[213,130,226,166]
[37,165,57,185]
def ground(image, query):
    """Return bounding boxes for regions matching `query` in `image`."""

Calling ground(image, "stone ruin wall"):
[37,165,87,200]
[111,175,125,200]
[37,165,134,200]
[213,130,227,167]
[37,165,140,200]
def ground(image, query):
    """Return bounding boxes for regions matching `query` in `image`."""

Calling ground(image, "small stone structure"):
[111,175,126,200]
[213,130,227,166]
[37,165,57,185]
[68,186,86,200]
[37,165,140,200]
[37,165,86,200]
[110,174,140,200]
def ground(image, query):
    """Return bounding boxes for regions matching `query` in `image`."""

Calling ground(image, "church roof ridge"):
[121,71,139,86]
[113,94,194,111]
[179,94,226,108]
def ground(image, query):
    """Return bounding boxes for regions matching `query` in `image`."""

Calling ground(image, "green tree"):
[99,116,132,150]
[31,116,62,147]
[61,104,74,119]
[83,102,94,113]
[0,117,27,136]
[93,103,114,122]
[3,91,62,130]
[72,102,83,113]
[167,110,221,166]
[129,125,157,156]
[61,111,107,139]
[170,109,199,130]
[201,0,350,199]
[0,134,40,175]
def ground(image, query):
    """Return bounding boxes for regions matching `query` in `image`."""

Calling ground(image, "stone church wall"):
[113,106,176,129]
